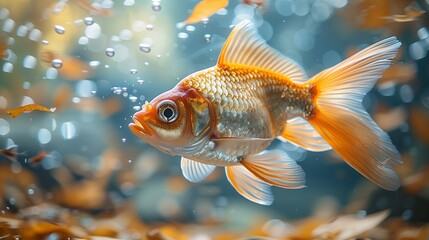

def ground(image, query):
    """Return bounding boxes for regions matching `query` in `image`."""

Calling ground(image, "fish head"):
[129,86,214,155]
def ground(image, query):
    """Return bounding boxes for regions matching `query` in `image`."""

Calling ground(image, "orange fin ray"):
[279,117,332,152]
[225,164,273,205]
[308,37,402,190]
[241,150,306,189]
[217,20,308,83]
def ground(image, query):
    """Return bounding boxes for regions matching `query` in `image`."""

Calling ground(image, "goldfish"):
[130,20,403,205]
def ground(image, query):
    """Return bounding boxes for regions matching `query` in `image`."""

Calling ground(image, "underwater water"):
[0,0,428,239]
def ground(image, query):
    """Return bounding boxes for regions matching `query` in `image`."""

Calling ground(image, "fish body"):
[130,20,403,205]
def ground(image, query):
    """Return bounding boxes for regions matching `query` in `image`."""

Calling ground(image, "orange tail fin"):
[308,37,402,190]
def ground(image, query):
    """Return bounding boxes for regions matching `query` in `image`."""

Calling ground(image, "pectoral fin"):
[181,157,216,183]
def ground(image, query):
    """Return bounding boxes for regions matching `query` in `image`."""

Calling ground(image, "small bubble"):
[105,47,115,57]
[51,59,62,69]
[42,40,49,45]
[78,36,89,45]
[3,62,13,73]
[178,32,188,39]
[137,79,144,85]
[124,0,135,6]
[16,25,29,37]
[84,17,94,26]
[133,106,141,111]
[146,24,154,31]
[139,43,151,53]
[122,138,126,142]
[144,61,149,66]
[152,1,161,11]
[29,28,42,41]
[129,96,138,102]
[202,18,209,24]
[130,68,138,74]
[204,34,211,43]
[90,90,97,95]
[128,159,132,163]
[2,19,15,32]
[113,89,122,95]
[23,55,37,69]
[61,122,76,139]
[89,61,100,67]
[38,128,51,144]
[186,25,196,32]
[54,25,65,34]
[22,81,31,89]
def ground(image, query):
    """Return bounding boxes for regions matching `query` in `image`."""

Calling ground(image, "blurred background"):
[0,0,428,239]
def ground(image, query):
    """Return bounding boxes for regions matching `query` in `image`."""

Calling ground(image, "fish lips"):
[129,115,152,138]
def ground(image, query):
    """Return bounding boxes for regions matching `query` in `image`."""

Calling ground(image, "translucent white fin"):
[181,157,216,183]
[278,117,332,152]
[308,37,402,191]
[225,165,273,205]
[241,150,306,189]
[218,19,308,83]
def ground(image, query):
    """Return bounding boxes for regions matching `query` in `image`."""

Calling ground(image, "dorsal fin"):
[217,19,308,83]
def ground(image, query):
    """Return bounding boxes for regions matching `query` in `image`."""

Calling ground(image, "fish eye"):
[157,100,178,123]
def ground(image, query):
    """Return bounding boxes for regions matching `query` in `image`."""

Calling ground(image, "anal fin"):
[225,165,273,205]
[241,150,306,189]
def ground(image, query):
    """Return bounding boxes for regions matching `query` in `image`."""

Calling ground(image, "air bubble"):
[137,79,144,85]
[122,138,126,142]
[61,122,76,140]
[178,32,189,39]
[78,36,89,45]
[22,81,31,89]
[139,43,151,53]
[204,34,211,43]
[152,1,161,11]
[146,24,154,31]
[105,47,115,57]
[130,68,138,74]
[85,23,101,39]
[29,28,42,41]
[51,59,62,69]
[0,118,10,135]
[23,55,37,69]
[38,128,51,144]
[45,68,58,79]
[124,0,135,6]
[3,62,13,73]
[133,106,141,111]
[186,25,196,32]
[129,96,138,102]
[54,25,65,34]
[16,25,29,37]
[3,19,15,32]
[84,17,94,26]
[42,40,49,45]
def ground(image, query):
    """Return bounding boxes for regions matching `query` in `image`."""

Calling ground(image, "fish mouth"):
[129,116,152,137]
